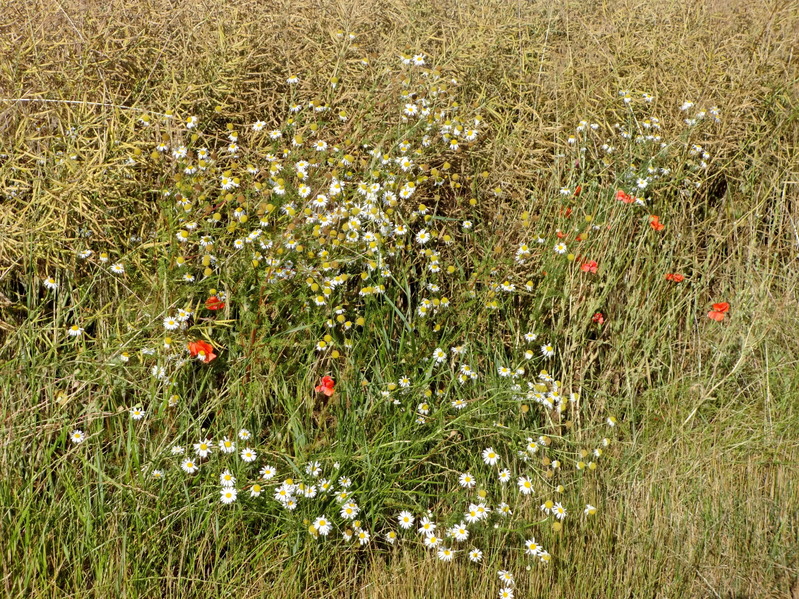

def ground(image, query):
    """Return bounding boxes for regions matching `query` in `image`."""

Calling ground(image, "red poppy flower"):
[616,190,634,204]
[649,215,665,231]
[188,339,217,363]
[556,230,567,239]
[592,312,605,325]
[707,302,730,322]
[573,185,582,197]
[580,260,598,274]
[315,376,335,397]
[559,207,573,218]
[205,296,226,310]
[665,273,685,282]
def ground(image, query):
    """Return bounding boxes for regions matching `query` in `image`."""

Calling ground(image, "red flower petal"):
[188,340,217,363]
[315,376,335,396]
[581,260,598,274]
[205,296,226,310]
[616,190,634,204]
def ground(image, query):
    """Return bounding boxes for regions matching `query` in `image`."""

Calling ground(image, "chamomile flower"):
[498,587,514,599]
[517,476,534,495]
[240,447,257,462]
[437,547,455,562]
[70,430,85,444]
[220,470,236,487]
[398,511,415,529]
[459,472,476,489]
[129,407,145,421]
[553,502,567,520]
[238,429,251,440]
[482,447,500,466]
[313,516,332,536]
[468,548,483,563]
[163,316,180,330]
[67,325,84,337]
[525,537,542,556]
[498,570,514,585]
[219,437,236,454]
[356,528,371,545]
[418,517,437,535]
[450,522,469,542]
[423,533,441,548]
[43,276,58,290]
[340,502,360,520]
[220,487,237,504]
[110,263,125,274]
[194,439,213,458]
[274,486,293,504]
[181,459,198,474]
[463,508,480,526]
[473,503,490,520]
[498,469,511,483]
[250,484,263,498]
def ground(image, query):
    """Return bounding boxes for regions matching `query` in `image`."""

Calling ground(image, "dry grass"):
[1,0,798,597]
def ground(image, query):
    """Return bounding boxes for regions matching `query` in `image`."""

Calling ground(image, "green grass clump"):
[1,1,798,598]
